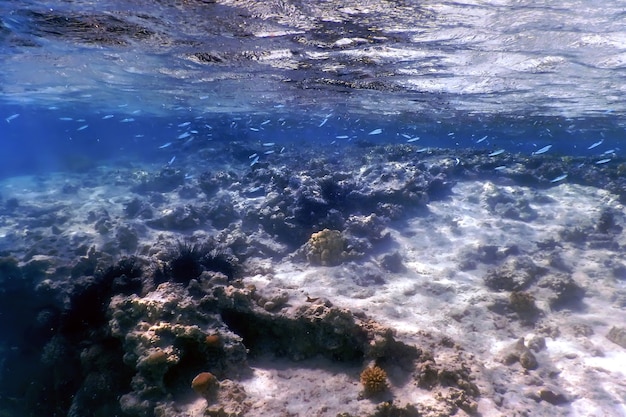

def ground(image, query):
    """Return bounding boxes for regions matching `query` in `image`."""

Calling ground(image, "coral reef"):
[360,365,388,396]
[304,228,348,266]
[191,372,220,401]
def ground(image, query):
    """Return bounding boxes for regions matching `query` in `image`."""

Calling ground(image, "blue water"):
[1,104,624,178]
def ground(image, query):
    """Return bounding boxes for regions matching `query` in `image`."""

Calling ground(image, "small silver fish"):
[588,139,603,149]
[77,125,89,131]
[476,135,488,143]
[250,156,260,166]
[489,149,505,157]
[368,128,382,135]
[250,127,260,132]
[168,156,176,165]
[264,150,275,155]
[159,142,172,149]
[102,114,114,119]
[335,135,349,139]
[120,118,135,123]
[261,119,271,126]
[550,174,568,183]
[262,142,275,147]
[248,153,258,159]
[319,117,329,127]
[596,158,611,164]
[407,137,420,143]
[177,132,191,139]
[532,145,552,155]
[5,113,20,123]
[59,117,73,121]
[178,121,191,127]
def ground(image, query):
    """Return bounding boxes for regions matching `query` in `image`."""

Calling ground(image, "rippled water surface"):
[2,0,626,117]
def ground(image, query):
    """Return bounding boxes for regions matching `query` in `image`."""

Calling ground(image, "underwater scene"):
[1,0,626,416]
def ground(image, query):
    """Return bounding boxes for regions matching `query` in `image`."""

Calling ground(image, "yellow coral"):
[306,229,346,266]
[360,365,388,396]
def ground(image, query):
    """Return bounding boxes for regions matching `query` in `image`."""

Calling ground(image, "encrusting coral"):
[305,228,347,266]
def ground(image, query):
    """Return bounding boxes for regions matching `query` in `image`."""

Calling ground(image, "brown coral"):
[360,365,388,396]
[192,372,220,402]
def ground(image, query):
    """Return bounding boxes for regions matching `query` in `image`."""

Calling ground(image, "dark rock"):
[537,273,585,310]
[132,167,184,193]
[535,387,570,405]
[499,338,538,370]
[596,207,622,234]
[204,193,239,229]
[116,226,139,252]
[607,326,626,349]
[484,256,544,291]
[509,291,541,323]
[146,205,204,230]
[124,198,153,219]
[5,197,19,211]
[380,252,406,273]
[178,185,198,199]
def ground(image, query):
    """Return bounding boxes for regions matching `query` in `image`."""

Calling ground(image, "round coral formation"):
[306,229,347,266]
[360,365,388,396]
[205,334,221,348]
[191,372,220,402]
